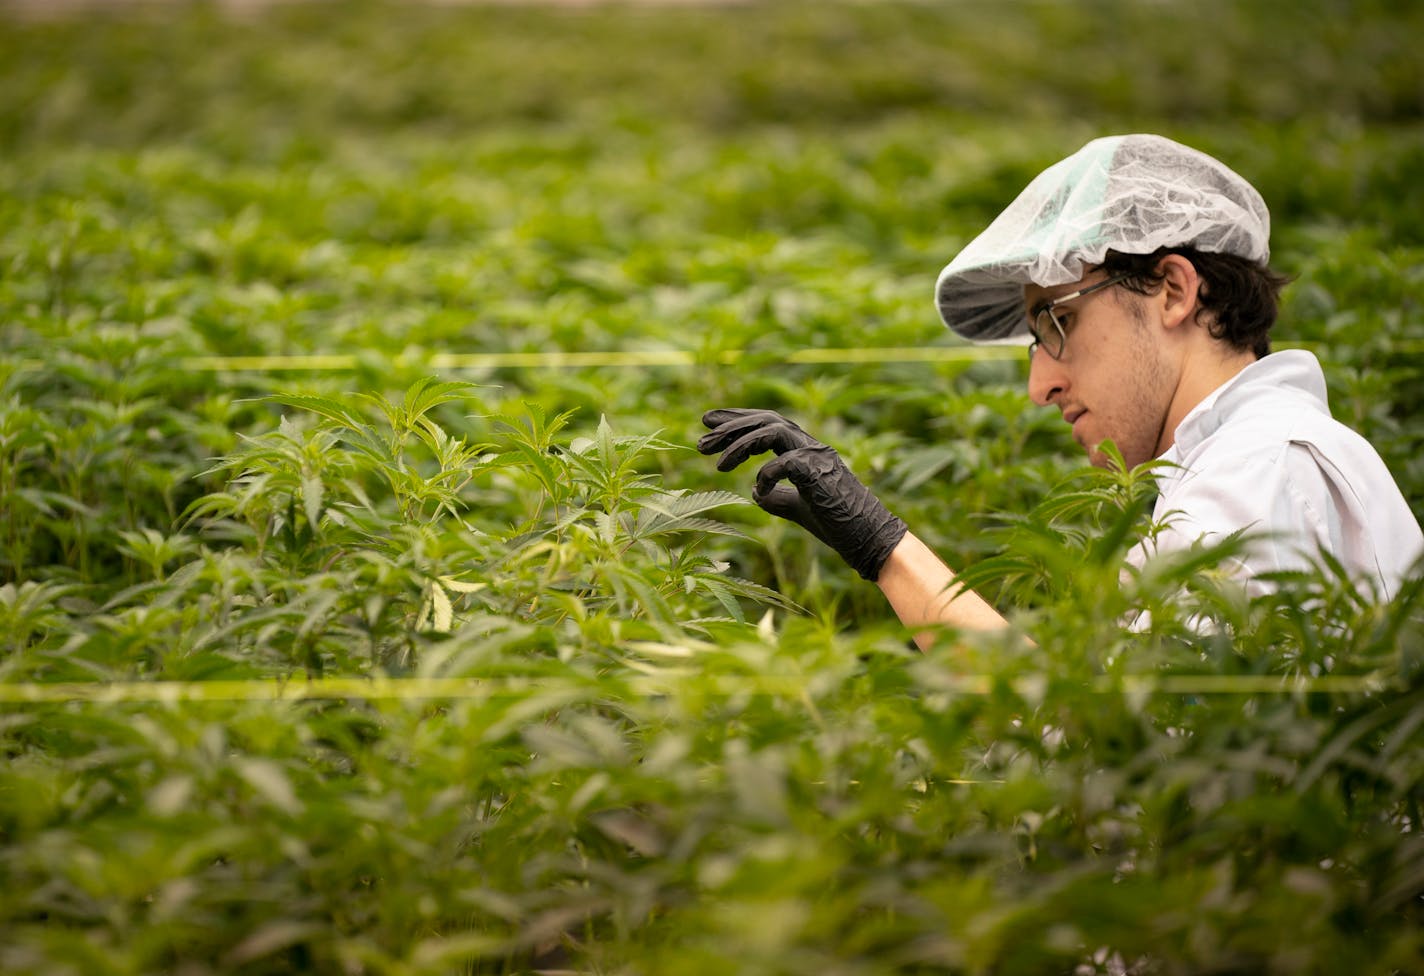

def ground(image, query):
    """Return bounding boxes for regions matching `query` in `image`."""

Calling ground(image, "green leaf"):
[264,393,365,431]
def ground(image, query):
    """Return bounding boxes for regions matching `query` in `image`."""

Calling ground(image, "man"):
[698,134,1422,646]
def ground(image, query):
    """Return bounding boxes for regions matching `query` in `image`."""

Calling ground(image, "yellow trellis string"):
[0,672,1390,705]
[175,345,1024,372]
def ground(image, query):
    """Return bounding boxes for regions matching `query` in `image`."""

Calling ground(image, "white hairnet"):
[935,134,1272,343]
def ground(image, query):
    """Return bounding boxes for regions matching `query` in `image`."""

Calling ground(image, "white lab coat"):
[1126,349,1423,599]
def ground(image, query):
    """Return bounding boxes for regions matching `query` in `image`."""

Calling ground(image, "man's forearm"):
[875,532,1009,650]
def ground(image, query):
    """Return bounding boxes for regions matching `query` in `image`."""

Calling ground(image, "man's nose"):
[1026,346,1068,407]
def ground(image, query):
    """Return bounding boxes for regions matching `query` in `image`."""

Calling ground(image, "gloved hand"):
[698,408,908,581]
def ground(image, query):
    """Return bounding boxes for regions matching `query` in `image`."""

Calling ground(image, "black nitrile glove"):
[698,408,908,582]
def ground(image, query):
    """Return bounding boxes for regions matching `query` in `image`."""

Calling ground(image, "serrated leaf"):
[694,576,746,623]
[595,510,618,545]
[596,413,616,464]
[639,489,752,519]
[639,516,748,540]
[404,377,479,420]
[301,472,323,530]
[264,393,364,431]
[431,581,453,631]
[439,576,488,594]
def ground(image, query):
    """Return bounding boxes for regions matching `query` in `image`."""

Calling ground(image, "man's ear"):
[1156,253,1202,331]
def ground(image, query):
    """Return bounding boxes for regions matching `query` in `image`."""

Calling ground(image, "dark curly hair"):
[1098,247,1292,359]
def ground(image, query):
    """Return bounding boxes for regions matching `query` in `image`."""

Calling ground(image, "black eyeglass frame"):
[1026,273,1131,361]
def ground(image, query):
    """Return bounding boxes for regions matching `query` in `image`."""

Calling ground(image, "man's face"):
[1023,272,1177,469]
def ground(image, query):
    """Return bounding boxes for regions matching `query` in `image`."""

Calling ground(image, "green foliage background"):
[2,1,1423,973]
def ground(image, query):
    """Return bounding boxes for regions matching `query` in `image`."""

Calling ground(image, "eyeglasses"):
[1026,273,1130,361]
